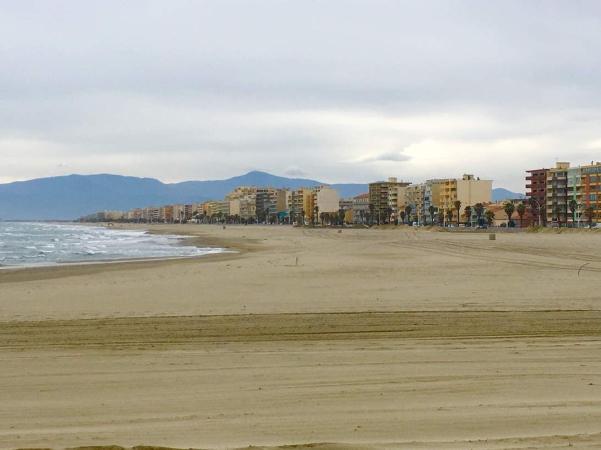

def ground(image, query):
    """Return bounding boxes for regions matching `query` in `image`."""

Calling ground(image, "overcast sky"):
[1,0,601,191]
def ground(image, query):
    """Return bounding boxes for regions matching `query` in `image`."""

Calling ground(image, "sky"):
[1,0,601,192]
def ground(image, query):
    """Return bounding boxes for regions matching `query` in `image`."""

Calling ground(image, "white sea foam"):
[0,222,224,267]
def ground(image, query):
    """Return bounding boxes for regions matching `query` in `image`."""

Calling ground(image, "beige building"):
[439,174,492,223]
[405,183,426,223]
[172,204,186,222]
[275,189,290,214]
[313,186,340,214]
[227,186,258,200]
[229,194,257,221]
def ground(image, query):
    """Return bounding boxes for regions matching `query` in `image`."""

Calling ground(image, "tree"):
[437,211,444,226]
[528,197,541,226]
[428,205,436,225]
[585,207,594,227]
[485,209,495,226]
[386,207,394,224]
[404,205,412,225]
[446,208,454,226]
[569,199,578,226]
[553,206,561,227]
[338,208,346,226]
[463,205,472,226]
[454,200,462,227]
[516,202,526,228]
[474,203,485,226]
[314,205,319,226]
[503,201,515,227]
[368,204,375,225]
[400,211,406,224]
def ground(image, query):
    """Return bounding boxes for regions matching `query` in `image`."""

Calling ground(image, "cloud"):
[284,168,308,177]
[359,150,412,163]
[1,1,601,191]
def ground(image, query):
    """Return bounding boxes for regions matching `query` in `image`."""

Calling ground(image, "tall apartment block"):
[525,168,548,224]
[368,177,411,224]
[579,163,601,223]
[527,161,601,226]
[545,162,570,224]
[438,175,492,222]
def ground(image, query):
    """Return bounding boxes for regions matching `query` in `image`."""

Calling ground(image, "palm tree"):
[446,208,454,226]
[404,205,412,225]
[485,209,495,226]
[516,202,526,228]
[428,205,436,225]
[453,200,462,227]
[463,205,472,226]
[503,201,515,227]
[474,203,484,227]
[585,207,594,227]
[528,197,541,226]
[569,199,578,226]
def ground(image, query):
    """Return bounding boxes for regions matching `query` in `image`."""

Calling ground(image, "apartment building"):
[368,177,411,224]
[339,199,353,211]
[290,188,314,224]
[439,174,492,223]
[525,168,548,225]
[545,162,570,225]
[160,205,174,223]
[172,204,186,222]
[256,187,278,222]
[143,207,160,223]
[352,193,370,224]
[313,186,340,214]
[275,189,290,215]
[579,162,601,223]
[405,183,426,223]
[526,161,601,226]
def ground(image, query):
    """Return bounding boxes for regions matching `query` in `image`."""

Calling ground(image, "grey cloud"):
[2,1,601,190]
[284,168,308,177]
[360,151,412,163]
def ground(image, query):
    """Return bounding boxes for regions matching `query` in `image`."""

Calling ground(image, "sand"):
[1,224,601,449]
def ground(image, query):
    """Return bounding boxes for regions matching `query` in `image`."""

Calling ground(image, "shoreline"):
[0,223,250,282]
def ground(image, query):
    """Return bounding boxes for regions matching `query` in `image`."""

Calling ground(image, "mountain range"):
[0,171,524,220]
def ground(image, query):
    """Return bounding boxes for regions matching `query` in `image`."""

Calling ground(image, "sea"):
[0,222,224,268]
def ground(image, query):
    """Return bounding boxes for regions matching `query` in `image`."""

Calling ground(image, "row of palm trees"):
[513,198,596,228]
[185,198,596,228]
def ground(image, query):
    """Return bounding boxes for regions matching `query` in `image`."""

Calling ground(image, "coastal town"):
[82,160,601,229]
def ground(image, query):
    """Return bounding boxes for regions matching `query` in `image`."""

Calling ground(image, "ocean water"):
[0,222,224,267]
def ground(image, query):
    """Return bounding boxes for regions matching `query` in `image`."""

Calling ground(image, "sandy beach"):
[2,225,601,449]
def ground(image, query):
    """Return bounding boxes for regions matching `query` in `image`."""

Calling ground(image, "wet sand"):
[2,225,601,449]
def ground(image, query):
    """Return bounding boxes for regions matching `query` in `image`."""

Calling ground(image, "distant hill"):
[0,171,367,220]
[0,171,524,220]
[492,188,525,202]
